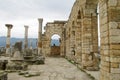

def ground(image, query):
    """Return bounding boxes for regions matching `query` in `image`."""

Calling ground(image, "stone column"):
[5,24,13,56]
[81,9,98,70]
[38,18,43,56]
[24,25,29,49]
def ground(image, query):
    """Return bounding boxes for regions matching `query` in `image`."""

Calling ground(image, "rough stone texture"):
[50,46,60,56]
[6,41,27,71]
[11,41,23,60]
[8,57,92,80]
[64,0,120,79]
[5,24,13,56]
[64,0,99,70]
[6,61,27,71]
[0,60,8,70]
[4,0,120,79]
[23,49,45,64]
[42,21,67,57]
[24,26,29,49]
[0,71,7,80]
[99,0,120,80]
[38,18,43,56]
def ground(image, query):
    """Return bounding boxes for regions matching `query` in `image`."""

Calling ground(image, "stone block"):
[110,44,120,50]
[100,45,109,50]
[109,9,120,22]
[110,73,120,80]
[100,16,107,25]
[110,57,120,63]
[109,22,118,29]
[110,50,120,57]
[110,36,120,43]
[101,37,109,44]
[100,24,108,33]
[109,29,120,36]
[111,68,120,73]
[111,63,119,68]
[100,31,108,38]
[101,65,110,72]
[101,60,110,67]
[108,0,117,6]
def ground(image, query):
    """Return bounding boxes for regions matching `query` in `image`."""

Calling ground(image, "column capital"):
[5,24,13,29]
[24,25,29,28]
[38,18,43,22]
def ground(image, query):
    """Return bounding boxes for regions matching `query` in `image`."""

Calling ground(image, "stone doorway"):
[50,34,61,56]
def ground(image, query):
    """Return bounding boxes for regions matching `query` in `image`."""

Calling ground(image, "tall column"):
[24,25,29,49]
[5,24,13,56]
[38,18,43,56]
[81,9,98,70]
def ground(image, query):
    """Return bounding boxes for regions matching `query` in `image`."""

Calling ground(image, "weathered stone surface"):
[0,71,7,80]
[110,36,120,43]
[111,63,119,68]
[14,41,22,52]
[43,21,66,56]
[8,57,92,80]
[0,60,8,70]
[109,22,118,29]
[108,0,117,6]
[34,56,45,64]
[11,41,23,61]
[6,61,27,71]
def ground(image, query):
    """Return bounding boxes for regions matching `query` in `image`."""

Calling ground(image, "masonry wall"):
[43,21,66,57]
[50,46,60,56]
[99,0,120,80]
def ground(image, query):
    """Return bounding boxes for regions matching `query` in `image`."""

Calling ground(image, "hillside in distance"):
[0,36,60,48]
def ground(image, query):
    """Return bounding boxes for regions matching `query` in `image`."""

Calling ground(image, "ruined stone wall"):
[41,34,47,56]
[50,46,60,56]
[66,0,120,79]
[43,21,66,56]
[99,0,120,80]
[65,1,83,63]
[66,0,99,67]
[0,71,7,80]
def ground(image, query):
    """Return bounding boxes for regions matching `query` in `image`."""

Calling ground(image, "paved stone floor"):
[8,57,93,80]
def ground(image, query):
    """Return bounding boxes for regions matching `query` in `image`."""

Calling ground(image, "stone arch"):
[67,0,120,80]
[79,0,99,71]
[43,21,66,56]
[50,34,61,56]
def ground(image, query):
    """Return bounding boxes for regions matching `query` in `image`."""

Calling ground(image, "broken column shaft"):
[24,25,29,49]
[38,18,43,55]
[5,24,13,55]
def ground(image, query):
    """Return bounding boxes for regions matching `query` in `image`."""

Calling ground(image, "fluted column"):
[24,25,29,49]
[5,24,13,55]
[38,18,43,55]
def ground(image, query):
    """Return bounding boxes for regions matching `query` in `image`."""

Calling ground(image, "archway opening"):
[50,34,61,56]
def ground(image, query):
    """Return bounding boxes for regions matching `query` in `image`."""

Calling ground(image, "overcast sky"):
[0,0,75,38]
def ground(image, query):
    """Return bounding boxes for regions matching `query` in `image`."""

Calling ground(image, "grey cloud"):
[0,0,75,38]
